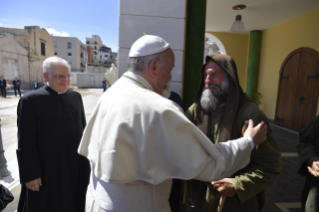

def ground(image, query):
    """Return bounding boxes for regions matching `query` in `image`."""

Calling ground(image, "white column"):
[118,0,186,96]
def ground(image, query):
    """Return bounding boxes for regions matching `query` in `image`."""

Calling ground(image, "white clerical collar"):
[46,82,67,95]
[124,71,154,91]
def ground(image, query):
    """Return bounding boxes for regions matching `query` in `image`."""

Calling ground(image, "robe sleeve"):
[230,103,282,203]
[297,115,319,176]
[16,97,42,183]
[156,104,253,182]
[79,100,252,184]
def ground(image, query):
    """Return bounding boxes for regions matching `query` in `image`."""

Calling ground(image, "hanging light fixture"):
[231,4,246,32]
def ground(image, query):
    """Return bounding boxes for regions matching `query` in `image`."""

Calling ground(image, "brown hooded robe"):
[180,55,282,212]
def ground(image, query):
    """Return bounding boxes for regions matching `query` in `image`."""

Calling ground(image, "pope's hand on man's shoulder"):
[243,119,267,146]
[25,177,42,191]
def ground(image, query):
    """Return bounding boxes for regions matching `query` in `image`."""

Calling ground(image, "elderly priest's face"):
[47,63,71,93]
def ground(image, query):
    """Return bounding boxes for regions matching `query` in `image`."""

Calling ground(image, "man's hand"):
[307,157,319,178]
[25,177,42,191]
[243,119,267,146]
[211,178,236,197]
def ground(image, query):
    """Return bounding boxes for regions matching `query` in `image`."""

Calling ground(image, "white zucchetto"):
[129,35,170,57]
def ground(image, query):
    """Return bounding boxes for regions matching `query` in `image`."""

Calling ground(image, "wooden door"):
[275,48,319,131]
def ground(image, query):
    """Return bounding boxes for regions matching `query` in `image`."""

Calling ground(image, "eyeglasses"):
[50,74,72,80]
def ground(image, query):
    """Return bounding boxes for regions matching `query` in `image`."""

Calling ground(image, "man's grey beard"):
[200,77,229,112]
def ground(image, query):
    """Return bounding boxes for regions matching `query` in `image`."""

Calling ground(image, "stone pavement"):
[0,88,309,212]
[264,124,304,212]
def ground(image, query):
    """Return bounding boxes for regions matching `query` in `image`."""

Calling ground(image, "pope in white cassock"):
[78,35,267,212]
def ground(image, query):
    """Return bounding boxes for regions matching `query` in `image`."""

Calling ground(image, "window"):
[80,53,84,58]
[100,55,102,59]
[54,41,57,48]
[68,42,72,49]
[69,62,72,69]
[94,46,97,50]
[86,41,90,44]
[94,41,97,44]
[68,53,72,59]
[54,52,57,56]
[41,42,45,56]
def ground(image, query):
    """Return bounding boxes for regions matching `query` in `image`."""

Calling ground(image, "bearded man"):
[78,35,268,212]
[180,55,282,212]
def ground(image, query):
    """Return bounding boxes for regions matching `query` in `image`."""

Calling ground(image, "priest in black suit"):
[0,75,6,97]
[16,57,90,212]
[12,77,22,97]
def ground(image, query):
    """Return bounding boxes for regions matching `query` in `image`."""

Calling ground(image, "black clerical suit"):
[12,79,21,97]
[0,79,6,97]
[16,85,90,212]
[102,79,107,92]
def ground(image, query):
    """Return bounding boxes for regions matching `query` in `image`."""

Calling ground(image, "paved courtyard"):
[0,88,307,212]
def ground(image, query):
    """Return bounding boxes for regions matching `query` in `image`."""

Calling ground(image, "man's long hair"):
[194,54,245,142]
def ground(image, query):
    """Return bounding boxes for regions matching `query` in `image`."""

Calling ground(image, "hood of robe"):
[194,54,245,142]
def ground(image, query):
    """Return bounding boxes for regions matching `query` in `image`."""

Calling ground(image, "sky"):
[0,0,119,52]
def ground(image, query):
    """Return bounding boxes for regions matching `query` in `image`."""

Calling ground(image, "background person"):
[102,77,107,92]
[297,115,319,212]
[0,76,6,98]
[12,77,22,97]
[33,81,40,90]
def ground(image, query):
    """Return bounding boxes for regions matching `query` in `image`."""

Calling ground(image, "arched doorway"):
[204,33,226,59]
[275,47,319,131]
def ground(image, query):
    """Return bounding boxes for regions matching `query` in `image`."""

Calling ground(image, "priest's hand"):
[211,178,236,197]
[25,177,42,191]
[243,119,267,146]
[307,157,319,178]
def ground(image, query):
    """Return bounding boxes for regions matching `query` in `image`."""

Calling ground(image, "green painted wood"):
[246,31,262,99]
[182,0,207,109]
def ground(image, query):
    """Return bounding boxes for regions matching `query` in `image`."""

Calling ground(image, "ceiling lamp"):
[231,4,246,32]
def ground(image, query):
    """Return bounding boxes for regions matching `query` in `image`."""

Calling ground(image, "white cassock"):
[78,71,253,212]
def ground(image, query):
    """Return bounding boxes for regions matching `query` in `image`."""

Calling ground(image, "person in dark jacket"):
[0,76,6,98]
[33,81,40,90]
[12,77,22,97]
[102,77,107,92]
[297,115,319,212]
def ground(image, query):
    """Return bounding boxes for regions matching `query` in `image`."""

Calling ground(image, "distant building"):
[86,35,102,61]
[86,35,117,73]
[53,36,88,72]
[0,26,54,89]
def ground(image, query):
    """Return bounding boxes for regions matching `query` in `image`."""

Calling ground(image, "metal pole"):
[0,119,11,178]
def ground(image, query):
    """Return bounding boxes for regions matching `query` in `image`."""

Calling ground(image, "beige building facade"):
[0,26,54,89]
[53,36,88,73]
[86,35,102,61]
[86,35,117,75]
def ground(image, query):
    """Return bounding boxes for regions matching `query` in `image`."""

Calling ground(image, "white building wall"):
[118,0,186,96]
